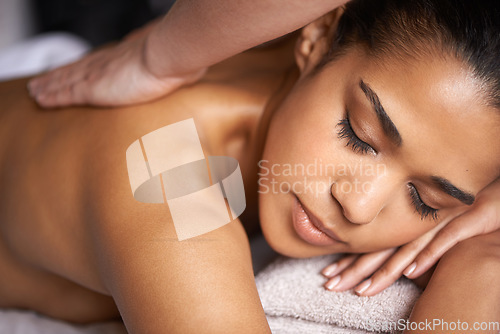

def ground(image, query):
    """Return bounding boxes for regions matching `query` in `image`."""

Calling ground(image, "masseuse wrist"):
[142,22,206,81]
[139,23,174,79]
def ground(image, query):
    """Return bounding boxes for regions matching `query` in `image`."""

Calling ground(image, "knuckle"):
[67,83,76,97]
[418,246,440,263]
[478,204,498,230]
[341,269,366,283]
[405,240,424,253]
[87,71,99,82]
[374,265,398,281]
[345,260,372,278]
[436,226,460,244]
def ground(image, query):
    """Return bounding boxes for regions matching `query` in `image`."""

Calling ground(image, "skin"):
[258,21,500,258]
[0,33,293,332]
[407,229,500,334]
[1,11,500,333]
[24,0,500,299]
[326,175,500,296]
[27,0,348,107]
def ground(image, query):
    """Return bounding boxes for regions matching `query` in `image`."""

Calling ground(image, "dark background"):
[32,0,175,47]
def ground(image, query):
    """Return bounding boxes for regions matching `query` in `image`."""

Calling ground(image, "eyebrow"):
[358,80,475,206]
[431,176,475,205]
[359,80,402,146]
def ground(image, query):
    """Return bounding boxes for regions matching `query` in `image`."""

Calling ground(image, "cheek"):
[263,103,344,171]
[263,75,347,160]
[373,205,437,249]
[257,187,293,254]
[380,205,466,249]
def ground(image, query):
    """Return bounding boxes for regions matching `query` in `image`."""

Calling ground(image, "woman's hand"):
[27,21,206,108]
[322,177,500,296]
[321,222,445,295]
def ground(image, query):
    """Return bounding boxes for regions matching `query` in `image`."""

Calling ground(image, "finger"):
[404,209,489,279]
[324,248,396,292]
[28,71,59,95]
[356,242,428,296]
[39,63,88,95]
[29,67,72,98]
[55,64,85,88]
[27,78,40,96]
[35,80,89,108]
[29,52,100,96]
[56,51,106,87]
[321,254,358,278]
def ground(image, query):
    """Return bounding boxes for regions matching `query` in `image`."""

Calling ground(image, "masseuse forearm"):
[145,0,349,77]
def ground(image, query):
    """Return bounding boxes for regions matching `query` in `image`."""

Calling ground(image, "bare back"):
[0,41,295,331]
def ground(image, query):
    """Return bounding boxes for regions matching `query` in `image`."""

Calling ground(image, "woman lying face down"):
[0,0,498,332]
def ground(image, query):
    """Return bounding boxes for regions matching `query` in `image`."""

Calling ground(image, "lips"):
[292,196,344,246]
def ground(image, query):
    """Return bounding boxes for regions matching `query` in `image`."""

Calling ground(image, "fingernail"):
[325,275,341,290]
[322,263,337,277]
[354,279,371,294]
[403,262,417,277]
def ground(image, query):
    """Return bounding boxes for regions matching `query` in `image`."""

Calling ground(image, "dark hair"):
[323,0,500,108]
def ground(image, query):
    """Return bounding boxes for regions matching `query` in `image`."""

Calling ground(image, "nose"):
[330,171,399,225]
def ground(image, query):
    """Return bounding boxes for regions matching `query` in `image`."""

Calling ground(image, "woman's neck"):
[236,65,300,229]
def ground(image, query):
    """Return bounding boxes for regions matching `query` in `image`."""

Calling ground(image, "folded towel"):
[0,254,420,334]
[0,33,420,334]
[255,255,422,334]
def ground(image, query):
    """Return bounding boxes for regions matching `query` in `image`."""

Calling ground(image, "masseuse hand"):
[321,177,500,296]
[28,20,206,108]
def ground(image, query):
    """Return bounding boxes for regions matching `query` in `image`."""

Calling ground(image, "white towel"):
[0,32,90,81]
[255,255,422,334]
[0,36,420,333]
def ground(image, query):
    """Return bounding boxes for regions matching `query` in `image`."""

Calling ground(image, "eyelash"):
[337,114,439,221]
[408,184,439,221]
[337,116,376,155]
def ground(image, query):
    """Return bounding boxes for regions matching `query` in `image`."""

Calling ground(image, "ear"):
[295,9,343,75]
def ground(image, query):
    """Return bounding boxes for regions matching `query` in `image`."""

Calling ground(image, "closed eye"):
[408,183,439,221]
[337,112,439,221]
[337,112,376,155]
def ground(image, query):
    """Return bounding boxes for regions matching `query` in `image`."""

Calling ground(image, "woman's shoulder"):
[89,187,268,332]
[86,125,254,275]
